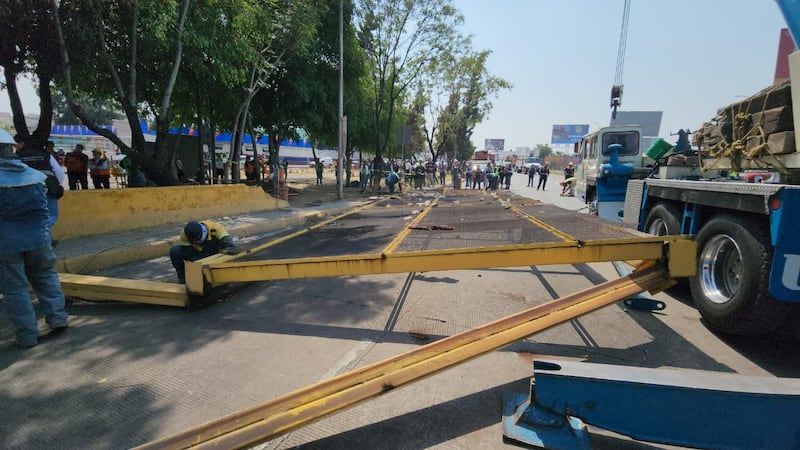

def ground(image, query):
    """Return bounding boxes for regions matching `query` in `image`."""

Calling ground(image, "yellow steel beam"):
[194,236,695,288]
[137,265,672,450]
[59,273,188,307]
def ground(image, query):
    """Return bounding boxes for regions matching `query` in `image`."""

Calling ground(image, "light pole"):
[337,0,345,199]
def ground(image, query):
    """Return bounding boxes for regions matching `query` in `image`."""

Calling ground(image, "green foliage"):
[52,91,122,125]
[356,0,463,172]
[536,143,553,159]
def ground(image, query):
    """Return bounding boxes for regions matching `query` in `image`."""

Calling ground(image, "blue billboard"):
[551,124,589,145]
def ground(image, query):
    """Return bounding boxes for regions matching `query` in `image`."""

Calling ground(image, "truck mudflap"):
[770,187,800,302]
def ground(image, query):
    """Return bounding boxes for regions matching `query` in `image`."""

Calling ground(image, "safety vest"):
[89,156,110,176]
[65,151,88,172]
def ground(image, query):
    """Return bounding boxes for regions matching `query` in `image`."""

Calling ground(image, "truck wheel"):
[645,203,681,236]
[689,216,787,335]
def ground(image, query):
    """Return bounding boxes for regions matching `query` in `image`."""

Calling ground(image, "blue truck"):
[615,4,800,335]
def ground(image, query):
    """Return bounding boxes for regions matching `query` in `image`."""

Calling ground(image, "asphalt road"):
[2,172,798,450]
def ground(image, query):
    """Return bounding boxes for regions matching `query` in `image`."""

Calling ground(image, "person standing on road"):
[64,144,89,190]
[359,162,370,194]
[439,160,447,186]
[315,158,324,185]
[414,161,426,189]
[0,130,69,348]
[536,163,550,191]
[169,220,238,283]
[88,148,111,189]
[527,165,536,187]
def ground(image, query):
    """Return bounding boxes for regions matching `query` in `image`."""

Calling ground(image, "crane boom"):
[610,0,631,119]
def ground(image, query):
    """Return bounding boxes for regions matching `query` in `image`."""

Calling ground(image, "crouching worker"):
[385,168,400,194]
[170,220,238,283]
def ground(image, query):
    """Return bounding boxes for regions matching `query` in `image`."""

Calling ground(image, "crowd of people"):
[351,157,575,194]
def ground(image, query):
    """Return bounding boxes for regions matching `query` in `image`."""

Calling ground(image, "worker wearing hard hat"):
[0,129,69,348]
[169,220,238,283]
[88,148,111,189]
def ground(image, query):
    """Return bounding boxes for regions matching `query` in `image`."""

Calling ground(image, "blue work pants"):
[0,246,68,346]
[170,242,222,282]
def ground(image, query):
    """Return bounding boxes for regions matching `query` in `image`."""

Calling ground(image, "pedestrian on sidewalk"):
[0,130,68,349]
[170,220,239,283]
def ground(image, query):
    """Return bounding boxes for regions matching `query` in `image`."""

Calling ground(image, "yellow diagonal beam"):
[137,265,671,450]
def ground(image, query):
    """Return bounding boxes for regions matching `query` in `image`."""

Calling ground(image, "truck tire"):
[644,203,681,236]
[689,215,788,335]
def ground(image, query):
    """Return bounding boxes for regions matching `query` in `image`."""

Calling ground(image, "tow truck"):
[577,1,800,337]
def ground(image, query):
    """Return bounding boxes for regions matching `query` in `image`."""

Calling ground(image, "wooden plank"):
[767,131,796,155]
[751,106,794,135]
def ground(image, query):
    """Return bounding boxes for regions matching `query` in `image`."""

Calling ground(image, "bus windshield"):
[601,131,639,156]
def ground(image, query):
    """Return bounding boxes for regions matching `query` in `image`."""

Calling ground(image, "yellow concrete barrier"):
[53,184,289,240]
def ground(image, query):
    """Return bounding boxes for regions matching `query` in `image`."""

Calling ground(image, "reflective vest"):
[65,151,89,172]
[89,156,110,176]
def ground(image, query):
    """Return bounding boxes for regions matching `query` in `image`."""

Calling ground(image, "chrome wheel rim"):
[699,234,742,305]
[648,217,669,236]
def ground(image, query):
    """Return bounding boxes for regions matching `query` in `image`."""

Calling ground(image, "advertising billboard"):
[484,139,505,151]
[550,124,589,145]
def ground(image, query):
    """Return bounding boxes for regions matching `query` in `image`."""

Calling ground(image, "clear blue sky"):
[458,0,790,151]
[1,1,791,154]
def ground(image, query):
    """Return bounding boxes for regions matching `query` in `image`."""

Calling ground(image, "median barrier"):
[53,184,289,240]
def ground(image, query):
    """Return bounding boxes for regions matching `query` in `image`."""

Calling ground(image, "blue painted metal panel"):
[775,0,800,44]
[504,360,800,450]
[770,188,800,302]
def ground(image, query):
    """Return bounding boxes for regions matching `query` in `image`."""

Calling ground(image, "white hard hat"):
[0,129,14,144]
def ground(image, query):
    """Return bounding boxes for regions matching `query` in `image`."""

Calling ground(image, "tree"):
[415,43,510,165]
[0,1,61,149]
[52,0,192,186]
[536,143,553,160]
[356,0,462,184]
[250,0,370,187]
[52,91,122,125]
